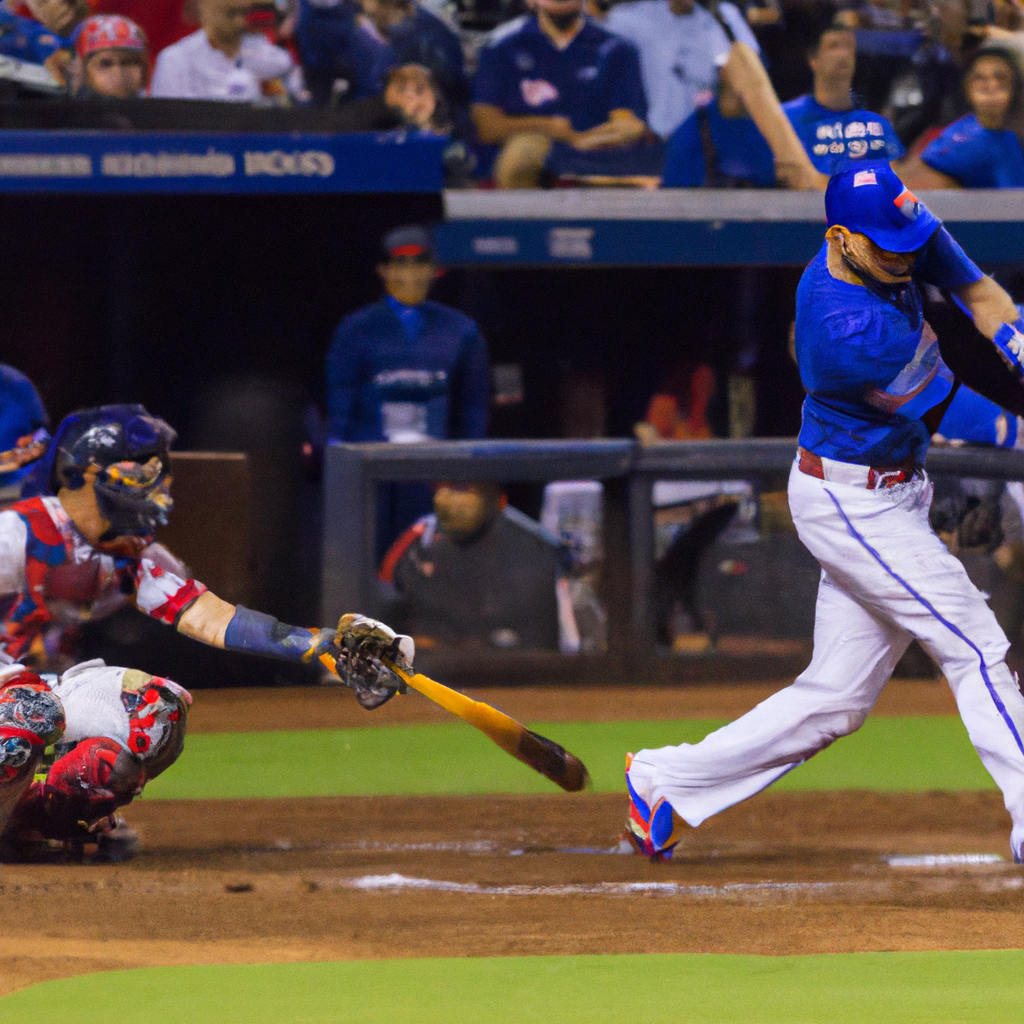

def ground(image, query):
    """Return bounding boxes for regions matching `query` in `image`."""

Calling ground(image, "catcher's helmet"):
[31,404,176,539]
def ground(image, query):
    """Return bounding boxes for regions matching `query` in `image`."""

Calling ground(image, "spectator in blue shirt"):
[295,0,391,103]
[782,23,904,175]
[0,8,65,66]
[900,48,1024,189]
[360,0,468,114]
[295,0,465,110]
[326,226,489,555]
[661,79,775,187]
[471,0,651,188]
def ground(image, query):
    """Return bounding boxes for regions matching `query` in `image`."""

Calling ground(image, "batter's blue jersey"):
[326,298,489,443]
[783,95,903,175]
[795,226,982,467]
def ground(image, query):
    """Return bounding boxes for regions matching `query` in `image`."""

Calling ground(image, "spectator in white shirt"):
[150,0,305,101]
[605,0,759,139]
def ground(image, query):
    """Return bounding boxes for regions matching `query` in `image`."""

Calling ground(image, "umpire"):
[326,225,489,556]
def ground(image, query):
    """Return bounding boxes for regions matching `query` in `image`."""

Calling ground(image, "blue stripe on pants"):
[825,487,1024,758]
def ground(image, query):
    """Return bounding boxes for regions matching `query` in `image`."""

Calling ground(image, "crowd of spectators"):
[2,0,1024,189]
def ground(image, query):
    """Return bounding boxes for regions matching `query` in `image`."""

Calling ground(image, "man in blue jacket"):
[326,225,489,554]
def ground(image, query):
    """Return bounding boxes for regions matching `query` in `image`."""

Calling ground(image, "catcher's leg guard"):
[0,672,65,832]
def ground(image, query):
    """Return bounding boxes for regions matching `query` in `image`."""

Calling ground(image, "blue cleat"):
[624,753,681,862]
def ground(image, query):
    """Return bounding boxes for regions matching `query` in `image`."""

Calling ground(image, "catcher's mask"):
[37,404,176,541]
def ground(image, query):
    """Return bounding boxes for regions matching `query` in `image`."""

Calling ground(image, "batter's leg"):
[628,575,911,827]
[814,478,1024,863]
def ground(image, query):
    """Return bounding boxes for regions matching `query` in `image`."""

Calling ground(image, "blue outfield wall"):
[0,130,446,193]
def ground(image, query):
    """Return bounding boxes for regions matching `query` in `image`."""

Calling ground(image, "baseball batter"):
[627,164,1024,865]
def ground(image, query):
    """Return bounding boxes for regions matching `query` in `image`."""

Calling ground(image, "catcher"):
[0,403,413,860]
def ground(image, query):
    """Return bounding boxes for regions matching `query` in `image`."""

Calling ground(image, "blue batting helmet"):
[825,162,940,253]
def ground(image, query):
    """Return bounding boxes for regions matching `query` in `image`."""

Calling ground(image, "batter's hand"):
[993,319,1024,380]
[331,614,414,710]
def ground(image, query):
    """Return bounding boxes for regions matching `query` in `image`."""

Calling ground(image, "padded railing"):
[322,438,1024,678]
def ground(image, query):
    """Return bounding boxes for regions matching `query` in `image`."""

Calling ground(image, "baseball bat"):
[319,652,590,792]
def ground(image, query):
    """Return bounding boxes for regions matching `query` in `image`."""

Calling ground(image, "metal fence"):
[322,438,1024,683]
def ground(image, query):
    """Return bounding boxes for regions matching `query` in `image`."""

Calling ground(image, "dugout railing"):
[322,438,1024,684]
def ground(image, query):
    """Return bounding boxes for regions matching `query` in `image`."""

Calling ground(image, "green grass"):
[143,716,996,800]
[4,951,1024,1023]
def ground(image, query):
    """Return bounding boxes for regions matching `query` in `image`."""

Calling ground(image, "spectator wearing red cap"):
[71,13,148,97]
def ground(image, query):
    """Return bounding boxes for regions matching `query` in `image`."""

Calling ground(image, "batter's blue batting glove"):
[993,318,1024,381]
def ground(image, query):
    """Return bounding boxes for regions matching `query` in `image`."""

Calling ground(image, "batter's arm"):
[719,42,827,191]
[953,275,1019,342]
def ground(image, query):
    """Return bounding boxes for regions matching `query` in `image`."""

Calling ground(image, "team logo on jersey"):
[520,79,558,107]
[895,188,921,221]
[865,324,952,416]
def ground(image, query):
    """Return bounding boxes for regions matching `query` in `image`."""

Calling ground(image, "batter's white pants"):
[628,463,1024,861]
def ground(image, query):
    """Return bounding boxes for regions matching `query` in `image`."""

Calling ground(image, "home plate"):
[883,854,1005,868]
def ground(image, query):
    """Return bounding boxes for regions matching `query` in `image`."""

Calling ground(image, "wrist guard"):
[993,318,1024,381]
[223,606,332,664]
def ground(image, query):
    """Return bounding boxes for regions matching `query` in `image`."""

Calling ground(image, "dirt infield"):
[3,682,1020,1000]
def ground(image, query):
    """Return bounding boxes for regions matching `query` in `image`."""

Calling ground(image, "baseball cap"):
[74,15,148,61]
[825,162,940,253]
[381,225,435,262]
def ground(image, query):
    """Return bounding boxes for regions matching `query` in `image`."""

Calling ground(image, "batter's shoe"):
[624,753,681,862]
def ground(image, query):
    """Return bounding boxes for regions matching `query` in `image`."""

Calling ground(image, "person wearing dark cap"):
[326,225,489,554]
[625,163,1024,866]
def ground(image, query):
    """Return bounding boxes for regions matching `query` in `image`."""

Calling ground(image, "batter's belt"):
[797,447,921,490]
